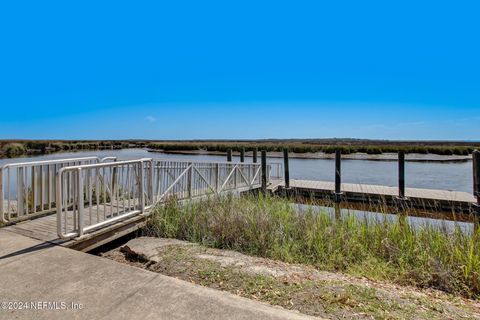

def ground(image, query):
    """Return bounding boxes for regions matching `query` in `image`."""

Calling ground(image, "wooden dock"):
[2,152,479,254]
[3,209,149,252]
[1,157,266,251]
[269,179,477,212]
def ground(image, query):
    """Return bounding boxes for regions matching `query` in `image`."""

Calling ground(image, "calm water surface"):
[295,204,473,234]
[0,148,474,193]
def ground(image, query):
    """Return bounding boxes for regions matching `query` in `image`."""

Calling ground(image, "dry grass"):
[146,194,480,298]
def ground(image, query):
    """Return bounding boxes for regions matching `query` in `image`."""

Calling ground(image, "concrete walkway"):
[0,230,317,320]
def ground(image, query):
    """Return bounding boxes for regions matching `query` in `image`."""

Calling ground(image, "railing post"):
[234,164,238,190]
[398,151,406,199]
[77,168,84,237]
[283,148,290,189]
[31,167,36,213]
[215,163,220,194]
[240,148,245,163]
[334,150,342,201]
[227,149,232,162]
[56,169,62,238]
[188,163,193,198]
[149,159,154,204]
[261,150,267,193]
[112,158,117,202]
[18,167,24,216]
[139,162,145,213]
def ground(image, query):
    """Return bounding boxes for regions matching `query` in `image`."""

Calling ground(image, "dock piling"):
[334,150,342,201]
[398,151,406,199]
[283,148,290,189]
[253,148,258,163]
[261,150,267,193]
[227,149,232,162]
[240,148,245,163]
[474,150,480,215]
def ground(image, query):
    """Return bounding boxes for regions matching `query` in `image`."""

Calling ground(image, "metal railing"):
[56,158,149,239]
[268,162,284,180]
[0,156,116,223]
[152,159,263,203]
[55,158,265,239]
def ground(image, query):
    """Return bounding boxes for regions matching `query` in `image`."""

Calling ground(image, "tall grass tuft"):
[146,194,480,298]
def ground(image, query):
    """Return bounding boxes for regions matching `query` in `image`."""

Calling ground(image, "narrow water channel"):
[295,203,473,234]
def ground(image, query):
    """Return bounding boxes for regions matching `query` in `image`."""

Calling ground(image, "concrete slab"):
[0,230,317,320]
[0,229,54,266]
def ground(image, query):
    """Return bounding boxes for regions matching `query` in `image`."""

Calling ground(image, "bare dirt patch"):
[102,237,480,320]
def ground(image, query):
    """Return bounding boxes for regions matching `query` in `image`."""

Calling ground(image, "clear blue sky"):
[1,1,479,141]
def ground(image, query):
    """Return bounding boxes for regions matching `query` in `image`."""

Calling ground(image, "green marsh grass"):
[146,194,480,298]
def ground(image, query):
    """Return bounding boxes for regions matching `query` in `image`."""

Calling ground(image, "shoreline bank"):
[148,149,472,163]
[0,147,473,163]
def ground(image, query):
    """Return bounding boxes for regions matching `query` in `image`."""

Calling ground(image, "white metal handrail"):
[56,158,150,239]
[55,158,264,239]
[152,160,262,203]
[0,156,116,223]
[268,163,284,180]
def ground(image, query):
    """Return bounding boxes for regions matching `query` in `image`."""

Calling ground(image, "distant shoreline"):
[1,139,478,161]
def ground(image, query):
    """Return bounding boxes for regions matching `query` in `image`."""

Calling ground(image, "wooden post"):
[253,148,258,163]
[261,150,267,192]
[398,151,406,199]
[283,148,290,189]
[473,150,480,207]
[474,150,480,227]
[334,150,342,199]
[240,148,245,163]
[334,202,341,220]
[227,149,232,162]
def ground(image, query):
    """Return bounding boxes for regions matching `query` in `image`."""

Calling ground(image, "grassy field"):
[1,139,479,158]
[146,195,480,299]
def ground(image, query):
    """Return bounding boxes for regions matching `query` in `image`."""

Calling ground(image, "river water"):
[295,204,473,234]
[0,148,474,193]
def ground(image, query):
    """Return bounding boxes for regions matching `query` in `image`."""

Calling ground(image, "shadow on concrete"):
[0,241,55,261]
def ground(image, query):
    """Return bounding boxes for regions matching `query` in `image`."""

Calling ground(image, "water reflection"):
[295,203,473,234]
